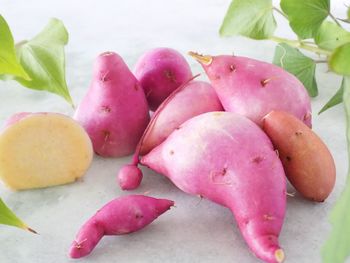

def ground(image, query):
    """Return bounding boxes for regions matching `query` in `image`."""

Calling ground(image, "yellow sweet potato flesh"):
[0,114,93,190]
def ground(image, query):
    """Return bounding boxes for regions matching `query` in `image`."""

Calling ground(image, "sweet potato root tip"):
[188,51,213,65]
[275,249,285,263]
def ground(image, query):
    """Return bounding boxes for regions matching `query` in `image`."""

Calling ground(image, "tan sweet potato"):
[262,111,336,202]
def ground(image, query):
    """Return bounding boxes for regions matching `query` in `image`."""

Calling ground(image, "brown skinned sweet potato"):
[262,110,336,202]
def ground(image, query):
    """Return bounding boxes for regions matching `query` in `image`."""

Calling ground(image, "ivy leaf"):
[315,21,350,51]
[280,0,330,39]
[318,78,344,114]
[219,0,276,40]
[0,15,29,79]
[0,198,36,233]
[273,43,318,97]
[329,42,350,76]
[14,18,73,106]
[322,77,350,263]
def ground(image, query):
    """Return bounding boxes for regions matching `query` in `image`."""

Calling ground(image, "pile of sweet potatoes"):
[0,47,336,263]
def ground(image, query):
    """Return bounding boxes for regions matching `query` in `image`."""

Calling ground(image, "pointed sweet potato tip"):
[275,249,285,263]
[188,51,213,65]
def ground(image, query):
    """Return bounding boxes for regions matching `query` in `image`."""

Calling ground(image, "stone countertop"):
[0,1,348,262]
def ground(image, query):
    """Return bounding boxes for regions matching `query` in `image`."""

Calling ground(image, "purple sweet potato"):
[117,79,223,190]
[74,52,150,157]
[189,52,312,127]
[69,195,174,258]
[134,47,192,111]
[141,112,286,263]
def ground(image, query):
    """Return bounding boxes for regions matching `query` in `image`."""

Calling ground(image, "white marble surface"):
[0,1,349,262]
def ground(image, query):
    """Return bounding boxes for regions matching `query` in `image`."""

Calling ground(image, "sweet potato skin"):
[262,111,336,202]
[141,112,286,263]
[74,52,150,157]
[134,47,192,111]
[140,80,223,155]
[69,195,174,259]
[193,54,312,127]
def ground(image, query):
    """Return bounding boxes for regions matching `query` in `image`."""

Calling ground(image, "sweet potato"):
[118,164,143,190]
[189,52,312,127]
[141,112,286,263]
[117,79,223,190]
[134,47,192,111]
[262,111,336,202]
[74,51,150,157]
[139,80,223,155]
[0,112,93,190]
[69,195,174,258]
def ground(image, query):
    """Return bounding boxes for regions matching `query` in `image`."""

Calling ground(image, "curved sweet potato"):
[117,79,223,190]
[141,112,287,263]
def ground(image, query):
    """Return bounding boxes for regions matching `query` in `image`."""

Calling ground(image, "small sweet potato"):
[262,111,336,201]
[69,195,174,258]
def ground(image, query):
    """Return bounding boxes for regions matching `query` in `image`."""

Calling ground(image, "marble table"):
[0,0,348,262]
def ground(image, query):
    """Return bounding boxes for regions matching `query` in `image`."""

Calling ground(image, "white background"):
[0,0,349,262]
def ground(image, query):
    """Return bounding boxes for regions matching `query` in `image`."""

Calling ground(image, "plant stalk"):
[269,36,331,56]
[329,12,342,28]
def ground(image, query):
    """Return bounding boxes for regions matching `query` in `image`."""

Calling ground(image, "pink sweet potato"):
[262,111,336,202]
[134,47,192,111]
[117,79,223,190]
[140,80,223,155]
[69,195,174,259]
[74,51,150,157]
[141,112,287,263]
[189,52,312,127]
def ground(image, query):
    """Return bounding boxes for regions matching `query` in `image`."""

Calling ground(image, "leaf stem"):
[302,40,318,46]
[269,36,331,56]
[338,18,350,24]
[329,12,342,28]
[273,7,288,19]
[314,59,328,64]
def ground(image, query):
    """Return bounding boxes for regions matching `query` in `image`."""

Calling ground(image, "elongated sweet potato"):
[69,195,174,258]
[117,79,223,190]
[141,112,287,263]
[262,111,336,202]
[189,52,312,127]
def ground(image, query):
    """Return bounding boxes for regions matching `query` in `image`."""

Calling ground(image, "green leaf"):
[219,0,276,40]
[280,0,330,39]
[273,43,318,97]
[0,198,35,233]
[322,77,350,263]
[315,21,350,51]
[0,15,29,79]
[319,78,344,114]
[329,42,350,76]
[14,18,73,105]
